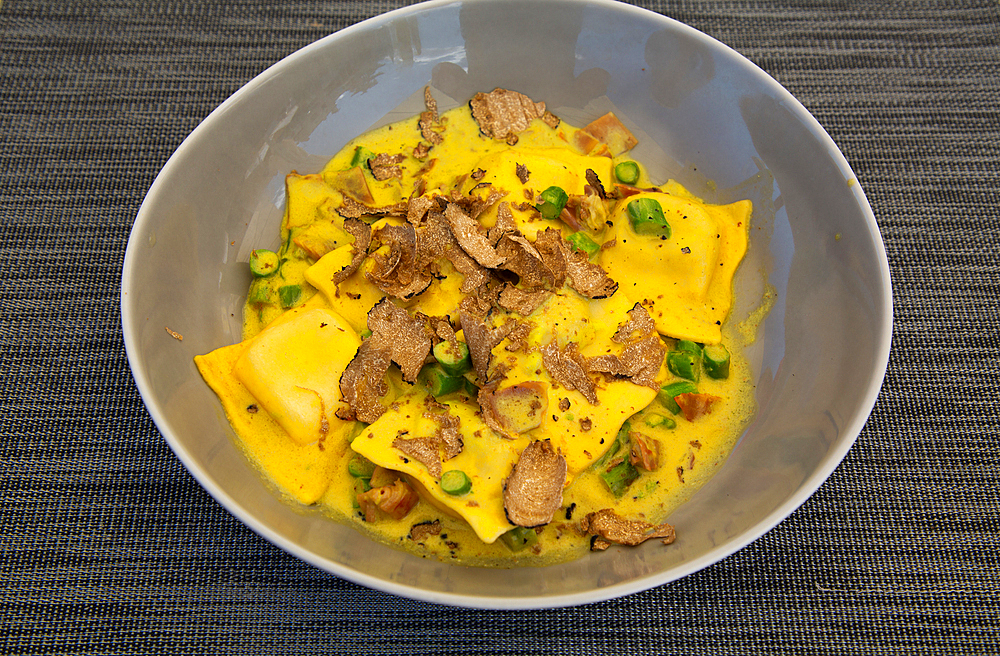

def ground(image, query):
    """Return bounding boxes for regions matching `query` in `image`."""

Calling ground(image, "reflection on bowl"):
[121,0,891,609]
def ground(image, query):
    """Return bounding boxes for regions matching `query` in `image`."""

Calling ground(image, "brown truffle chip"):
[532,228,569,288]
[587,333,664,390]
[333,217,373,283]
[497,284,551,316]
[366,223,434,299]
[424,407,464,461]
[503,440,567,527]
[560,236,618,298]
[540,340,597,404]
[418,87,444,146]
[580,508,676,550]
[613,303,657,343]
[459,310,514,384]
[409,520,442,542]
[445,203,505,268]
[366,298,432,383]
[585,168,608,199]
[369,153,406,181]
[412,142,431,160]
[516,163,530,184]
[338,341,393,423]
[393,435,443,479]
[470,88,558,142]
[406,195,435,226]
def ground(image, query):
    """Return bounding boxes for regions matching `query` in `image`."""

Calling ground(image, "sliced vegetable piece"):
[278,284,302,309]
[350,145,377,168]
[433,339,471,376]
[440,469,472,496]
[595,423,639,497]
[676,340,703,357]
[348,453,377,478]
[499,526,539,552]
[626,198,670,238]
[536,186,569,220]
[658,381,698,415]
[566,232,600,258]
[249,249,280,277]
[418,364,466,397]
[247,278,272,306]
[614,161,640,185]
[667,351,699,382]
[643,413,676,430]
[703,343,731,379]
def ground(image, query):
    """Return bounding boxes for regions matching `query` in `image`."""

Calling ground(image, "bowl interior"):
[122,0,891,609]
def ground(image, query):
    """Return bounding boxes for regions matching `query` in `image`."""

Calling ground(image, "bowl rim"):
[121,0,893,609]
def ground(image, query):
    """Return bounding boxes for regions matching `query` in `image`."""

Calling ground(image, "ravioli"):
[195,87,759,566]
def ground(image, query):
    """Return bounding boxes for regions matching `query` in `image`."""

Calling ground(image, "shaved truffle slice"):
[541,340,597,404]
[532,228,568,288]
[393,435,443,479]
[588,334,664,390]
[338,341,392,423]
[369,153,405,181]
[406,195,435,226]
[585,168,608,199]
[516,163,530,184]
[338,196,409,220]
[427,409,463,461]
[580,508,676,551]
[332,217,372,283]
[459,310,514,383]
[503,440,567,527]
[366,298,432,383]
[613,302,657,343]
[420,211,491,293]
[560,237,617,299]
[497,284,551,316]
[419,87,444,146]
[409,520,441,542]
[366,223,433,299]
[444,203,505,268]
[470,88,559,144]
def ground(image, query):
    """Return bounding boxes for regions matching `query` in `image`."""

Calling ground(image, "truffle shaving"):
[497,284,551,316]
[503,440,567,527]
[444,203,505,268]
[613,303,657,343]
[409,520,441,542]
[333,217,372,283]
[587,334,664,390]
[338,341,392,423]
[531,228,568,288]
[366,298,432,383]
[540,340,597,404]
[580,508,676,551]
[393,435,443,479]
[585,168,608,199]
[459,310,514,384]
[366,223,433,299]
[419,87,444,145]
[370,153,406,181]
[559,235,618,299]
[423,211,491,292]
[338,197,408,220]
[470,88,559,144]
[425,406,464,460]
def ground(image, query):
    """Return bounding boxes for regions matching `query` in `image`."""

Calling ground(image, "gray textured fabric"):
[1,0,998,653]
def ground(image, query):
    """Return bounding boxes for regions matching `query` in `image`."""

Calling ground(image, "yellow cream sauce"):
[195,96,757,567]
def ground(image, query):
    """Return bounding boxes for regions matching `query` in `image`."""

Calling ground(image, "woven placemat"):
[1,1,997,653]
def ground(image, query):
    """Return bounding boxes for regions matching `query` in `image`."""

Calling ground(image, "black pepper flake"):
[681,246,691,254]
[565,502,577,520]
[319,322,328,328]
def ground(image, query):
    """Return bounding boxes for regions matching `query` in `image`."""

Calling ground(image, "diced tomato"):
[628,431,660,471]
[675,393,721,421]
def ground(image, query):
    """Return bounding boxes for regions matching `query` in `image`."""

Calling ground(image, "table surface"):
[2,0,998,653]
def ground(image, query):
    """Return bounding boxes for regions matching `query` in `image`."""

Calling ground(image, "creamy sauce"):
[196,92,758,567]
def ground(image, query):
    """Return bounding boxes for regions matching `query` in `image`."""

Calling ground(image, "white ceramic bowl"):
[122,0,891,609]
